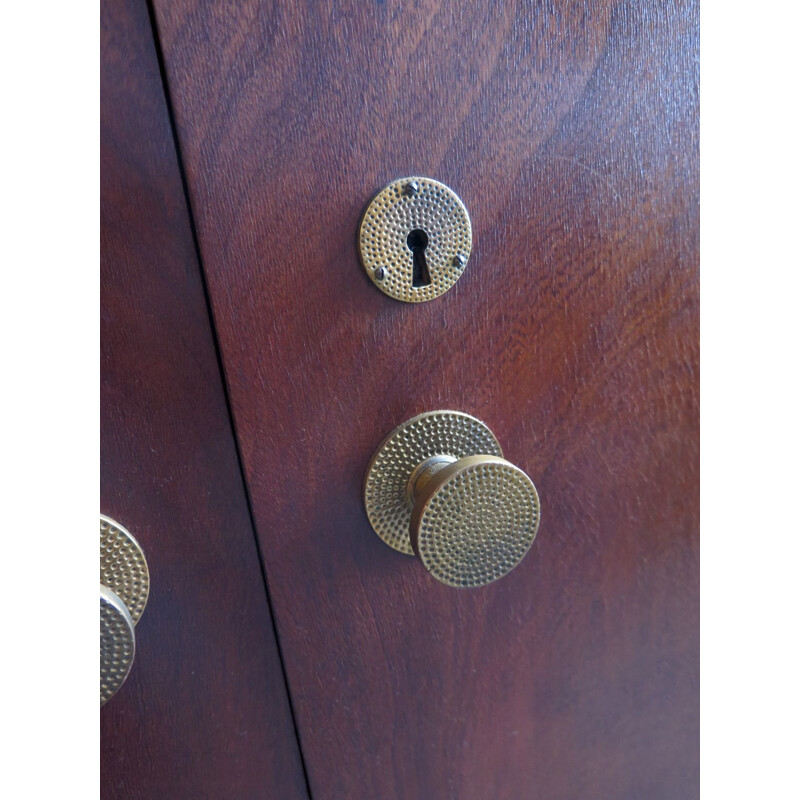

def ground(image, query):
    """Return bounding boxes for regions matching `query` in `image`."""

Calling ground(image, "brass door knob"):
[100,514,149,705]
[364,411,541,588]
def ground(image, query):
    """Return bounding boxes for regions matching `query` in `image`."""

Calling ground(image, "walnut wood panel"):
[101,0,309,797]
[152,2,699,798]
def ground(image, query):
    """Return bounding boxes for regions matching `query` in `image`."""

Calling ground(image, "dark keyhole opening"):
[407,228,431,287]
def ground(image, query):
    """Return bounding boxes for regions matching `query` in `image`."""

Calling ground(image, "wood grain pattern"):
[101,0,309,796]
[152,1,699,797]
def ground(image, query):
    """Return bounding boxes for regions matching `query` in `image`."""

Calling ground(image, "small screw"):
[404,181,419,197]
[453,254,466,269]
[374,267,386,281]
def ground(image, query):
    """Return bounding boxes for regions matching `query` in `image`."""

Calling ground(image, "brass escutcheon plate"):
[364,411,503,555]
[100,514,149,625]
[358,177,472,302]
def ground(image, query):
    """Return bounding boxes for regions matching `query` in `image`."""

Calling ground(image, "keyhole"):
[407,228,431,287]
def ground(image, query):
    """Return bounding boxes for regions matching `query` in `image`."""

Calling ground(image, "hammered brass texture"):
[100,514,149,625]
[364,411,502,555]
[100,585,135,705]
[358,177,472,302]
[411,455,541,588]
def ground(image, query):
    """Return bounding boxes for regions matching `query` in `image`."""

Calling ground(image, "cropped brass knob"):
[364,411,541,588]
[100,514,149,705]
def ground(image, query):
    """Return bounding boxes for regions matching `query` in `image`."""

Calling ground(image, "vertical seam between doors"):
[141,2,315,796]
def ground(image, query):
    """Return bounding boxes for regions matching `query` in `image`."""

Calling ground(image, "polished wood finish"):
[152,1,699,797]
[101,0,308,796]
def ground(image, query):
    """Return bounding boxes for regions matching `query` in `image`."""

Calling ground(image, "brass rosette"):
[364,411,503,555]
[100,514,149,624]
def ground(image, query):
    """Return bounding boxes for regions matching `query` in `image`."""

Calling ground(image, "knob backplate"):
[100,514,149,625]
[364,411,503,554]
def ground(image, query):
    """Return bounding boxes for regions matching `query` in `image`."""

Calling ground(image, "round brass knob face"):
[100,585,135,705]
[410,455,540,588]
[358,177,472,303]
[364,411,541,587]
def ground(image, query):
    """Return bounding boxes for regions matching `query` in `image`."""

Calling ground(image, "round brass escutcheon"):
[364,411,541,588]
[364,411,503,555]
[100,514,149,705]
[358,177,472,303]
[100,513,149,625]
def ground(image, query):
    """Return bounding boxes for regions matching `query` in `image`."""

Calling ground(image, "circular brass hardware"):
[364,411,502,555]
[100,585,135,705]
[358,177,472,303]
[364,411,541,587]
[100,514,149,705]
[100,513,149,625]
[411,455,540,587]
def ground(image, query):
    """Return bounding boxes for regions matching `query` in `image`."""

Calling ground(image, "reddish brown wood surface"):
[152,1,699,797]
[100,0,309,796]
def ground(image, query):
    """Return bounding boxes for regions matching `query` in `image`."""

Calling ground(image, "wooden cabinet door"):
[149,2,699,798]
[101,0,309,796]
